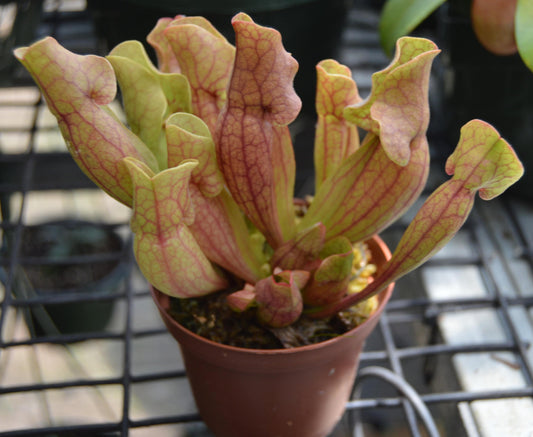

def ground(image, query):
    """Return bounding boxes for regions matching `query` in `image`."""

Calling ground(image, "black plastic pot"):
[2,220,130,338]
[438,0,533,198]
[87,0,351,116]
[0,0,44,85]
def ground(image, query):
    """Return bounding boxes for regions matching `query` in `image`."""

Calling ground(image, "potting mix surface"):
[168,290,377,349]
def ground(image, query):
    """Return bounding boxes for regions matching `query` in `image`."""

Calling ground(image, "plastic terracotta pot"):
[151,235,393,437]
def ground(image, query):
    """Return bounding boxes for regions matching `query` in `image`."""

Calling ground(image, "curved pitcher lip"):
[150,235,394,358]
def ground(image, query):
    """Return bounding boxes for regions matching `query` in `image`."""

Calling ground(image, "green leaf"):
[216,13,301,248]
[344,37,440,166]
[124,157,227,298]
[304,134,429,244]
[314,59,361,191]
[107,42,167,169]
[165,112,224,197]
[271,223,326,271]
[310,120,524,318]
[300,38,438,243]
[516,0,533,72]
[188,185,266,284]
[164,111,265,283]
[14,37,159,207]
[379,0,446,56]
[164,16,235,134]
[107,41,191,170]
[227,284,257,312]
[228,270,309,327]
[255,270,309,328]
[445,120,524,200]
[303,236,354,306]
[147,17,181,73]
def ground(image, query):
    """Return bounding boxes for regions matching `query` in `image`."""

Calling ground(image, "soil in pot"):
[5,220,129,337]
[168,239,379,349]
[150,236,394,437]
[168,288,378,349]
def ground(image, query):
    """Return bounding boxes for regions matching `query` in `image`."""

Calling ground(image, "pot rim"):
[151,234,393,356]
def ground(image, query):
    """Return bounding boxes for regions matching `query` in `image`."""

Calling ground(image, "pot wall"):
[151,236,393,437]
